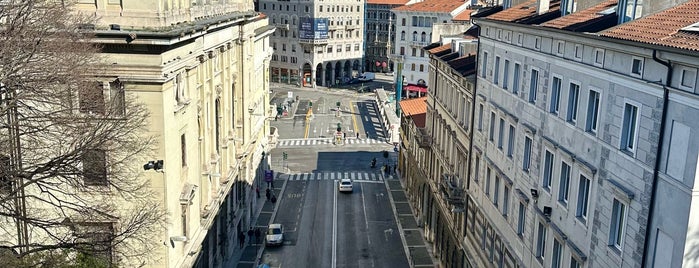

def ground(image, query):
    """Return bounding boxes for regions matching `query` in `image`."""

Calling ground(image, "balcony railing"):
[440,175,463,205]
[298,38,328,45]
[274,23,289,30]
[416,127,432,148]
[410,40,430,47]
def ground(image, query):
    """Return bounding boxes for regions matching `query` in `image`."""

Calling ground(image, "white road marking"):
[332,180,338,268]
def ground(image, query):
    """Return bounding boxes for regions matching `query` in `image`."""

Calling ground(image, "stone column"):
[311,68,317,89]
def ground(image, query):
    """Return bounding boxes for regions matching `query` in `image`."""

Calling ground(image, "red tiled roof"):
[541,0,617,29]
[368,0,410,5]
[453,9,472,21]
[393,0,468,13]
[486,0,560,22]
[601,0,699,52]
[428,44,451,53]
[399,97,427,127]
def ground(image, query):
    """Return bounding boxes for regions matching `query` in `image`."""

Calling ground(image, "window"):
[507,125,515,157]
[411,64,415,71]
[346,44,351,52]
[400,31,405,41]
[419,64,424,72]
[481,52,488,78]
[503,184,510,217]
[82,149,107,186]
[400,47,405,55]
[108,80,125,116]
[594,49,605,66]
[503,60,510,89]
[558,162,571,205]
[181,134,187,167]
[498,118,505,149]
[420,50,425,57]
[535,37,541,50]
[570,257,581,268]
[536,222,547,259]
[485,168,492,196]
[291,44,296,52]
[478,104,484,131]
[620,102,639,152]
[517,202,526,235]
[681,68,697,89]
[181,205,189,237]
[327,46,333,53]
[79,83,105,114]
[574,45,583,60]
[489,112,496,141]
[74,222,114,264]
[567,83,580,124]
[552,239,563,268]
[411,48,416,56]
[282,44,286,51]
[523,137,532,171]
[494,176,500,206]
[542,150,553,191]
[556,41,564,55]
[513,63,521,94]
[354,44,359,51]
[494,56,501,85]
[576,175,591,219]
[550,77,562,114]
[319,5,323,12]
[610,198,627,250]
[401,18,406,26]
[631,57,644,77]
[474,156,480,182]
[586,90,600,133]
[529,69,538,103]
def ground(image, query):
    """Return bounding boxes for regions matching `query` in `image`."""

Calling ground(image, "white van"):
[357,72,375,82]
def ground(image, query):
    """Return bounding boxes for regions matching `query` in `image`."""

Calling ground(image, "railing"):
[440,175,464,205]
[410,40,430,47]
[298,38,328,45]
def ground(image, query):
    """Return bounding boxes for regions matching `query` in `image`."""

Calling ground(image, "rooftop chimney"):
[537,0,550,14]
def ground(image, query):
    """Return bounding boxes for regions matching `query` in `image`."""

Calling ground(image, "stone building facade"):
[364,0,410,74]
[257,0,364,87]
[75,0,274,267]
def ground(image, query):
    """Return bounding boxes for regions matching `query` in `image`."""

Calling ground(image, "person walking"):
[255,186,260,199]
[265,188,271,200]
[271,195,277,204]
[254,228,261,244]
[356,132,359,139]
[247,228,254,245]
[238,231,245,248]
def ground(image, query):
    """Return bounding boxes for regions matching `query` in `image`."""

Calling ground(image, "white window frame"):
[576,174,591,221]
[494,56,501,85]
[503,59,510,89]
[555,40,565,56]
[586,88,601,134]
[529,68,539,103]
[574,44,583,61]
[489,111,496,142]
[631,56,644,78]
[550,75,562,114]
[620,100,641,154]
[552,238,563,268]
[593,48,605,67]
[536,221,547,260]
[567,82,580,124]
[609,198,628,251]
[507,124,515,157]
[523,136,533,172]
[517,202,526,235]
[558,161,571,206]
[516,33,523,46]
[534,36,541,50]
[513,62,522,94]
[498,118,505,149]
[679,67,697,90]
[542,149,554,191]
[481,51,489,78]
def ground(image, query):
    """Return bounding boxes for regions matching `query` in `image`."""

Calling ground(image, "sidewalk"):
[223,178,285,268]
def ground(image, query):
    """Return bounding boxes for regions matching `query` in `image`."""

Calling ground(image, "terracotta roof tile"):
[541,0,617,31]
[428,44,452,53]
[486,0,561,23]
[367,0,410,5]
[399,97,427,127]
[393,0,468,13]
[601,0,699,51]
[453,9,473,21]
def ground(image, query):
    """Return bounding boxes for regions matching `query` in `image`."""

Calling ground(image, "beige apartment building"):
[74,1,274,267]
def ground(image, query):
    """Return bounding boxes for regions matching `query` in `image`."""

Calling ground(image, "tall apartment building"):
[364,0,410,73]
[258,0,364,87]
[466,0,699,267]
[391,0,471,90]
[74,1,274,267]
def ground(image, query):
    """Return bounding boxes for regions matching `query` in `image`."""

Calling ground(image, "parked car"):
[347,77,361,84]
[265,224,284,246]
[338,178,353,193]
[357,72,375,82]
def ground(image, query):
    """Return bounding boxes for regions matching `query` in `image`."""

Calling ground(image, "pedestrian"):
[271,195,277,204]
[238,231,245,248]
[270,180,274,188]
[256,186,260,199]
[365,131,369,139]
[393,164,397,174]
[247,228,254,245]
[343,132,346,139]
[254,228,261,244]
[265,188,271,200]
[356,132,359,139]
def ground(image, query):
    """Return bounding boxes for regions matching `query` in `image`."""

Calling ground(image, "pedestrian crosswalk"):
[276,138,386,147]
[282,172,384,183]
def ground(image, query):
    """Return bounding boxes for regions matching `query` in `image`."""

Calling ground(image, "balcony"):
[345,24,360,31]
[416,128,432,148]
[410,40,430,48]
[298,38,328,45]
[440,175,463,205]
[274,23,289,31]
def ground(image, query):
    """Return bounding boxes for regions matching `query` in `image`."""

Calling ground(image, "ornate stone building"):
[75,1,274,267]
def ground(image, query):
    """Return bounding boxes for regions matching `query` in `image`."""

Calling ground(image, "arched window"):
[421,32,426,42]
[401,18,406,26]
[413,31,418,41]
[401,31,406,41]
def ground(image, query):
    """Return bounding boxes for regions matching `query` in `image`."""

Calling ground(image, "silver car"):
[338,178,353,193]
[265,224,284,246]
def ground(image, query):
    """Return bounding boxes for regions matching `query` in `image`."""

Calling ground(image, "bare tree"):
[0,0,164,266]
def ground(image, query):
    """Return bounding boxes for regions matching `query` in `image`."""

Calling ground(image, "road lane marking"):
[350,101,359,135]
[332,180,338,268]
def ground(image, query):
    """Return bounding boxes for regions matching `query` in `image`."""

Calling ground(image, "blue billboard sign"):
[299,18,328,40]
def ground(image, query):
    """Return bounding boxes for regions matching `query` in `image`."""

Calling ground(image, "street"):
[257,82,411,267]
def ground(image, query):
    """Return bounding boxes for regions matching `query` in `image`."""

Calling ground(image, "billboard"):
[299,18,328,40]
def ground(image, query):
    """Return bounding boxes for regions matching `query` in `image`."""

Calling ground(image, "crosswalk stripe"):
[309,173,315,180]
[370,173,377,181]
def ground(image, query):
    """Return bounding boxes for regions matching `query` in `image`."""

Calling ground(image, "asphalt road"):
[260,83,409,268]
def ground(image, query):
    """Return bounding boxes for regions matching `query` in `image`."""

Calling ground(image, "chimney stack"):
[537,0,550,14]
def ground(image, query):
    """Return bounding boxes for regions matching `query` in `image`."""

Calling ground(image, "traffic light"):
[282,152,288,160]
[336,123,341,132]
[309,101,313,107]
[336,101,341,107]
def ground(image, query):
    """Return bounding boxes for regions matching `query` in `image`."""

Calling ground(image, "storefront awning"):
[405,85,427,93]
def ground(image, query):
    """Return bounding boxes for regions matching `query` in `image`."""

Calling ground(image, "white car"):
[338,178,353,193]
[265,224,284,246]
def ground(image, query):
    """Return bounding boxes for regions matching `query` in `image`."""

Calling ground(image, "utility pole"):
[1,83,29,254]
